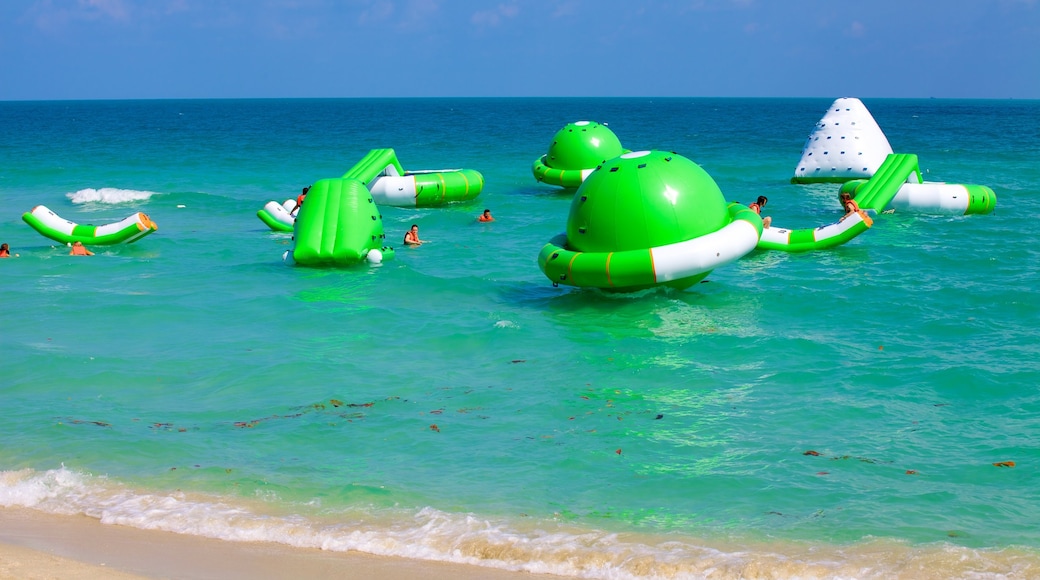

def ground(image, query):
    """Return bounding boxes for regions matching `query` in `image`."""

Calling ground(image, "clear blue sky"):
[1,0,1037,101]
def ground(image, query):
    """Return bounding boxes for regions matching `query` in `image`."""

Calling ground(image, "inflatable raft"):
[532,121,626,189]
[757,211,873,252]
[344,148,484,207]
[22,205,157,245]
[257,199,297,232]
[288,178,394,267]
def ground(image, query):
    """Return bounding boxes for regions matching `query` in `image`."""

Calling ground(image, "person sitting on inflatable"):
[839,192,861,221]
[478,209,494,222]
[748,195,772,228]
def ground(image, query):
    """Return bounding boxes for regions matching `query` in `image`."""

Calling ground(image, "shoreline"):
[0,507,562,580]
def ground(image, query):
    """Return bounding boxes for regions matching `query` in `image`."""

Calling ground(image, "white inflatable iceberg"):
[791,97,893,184]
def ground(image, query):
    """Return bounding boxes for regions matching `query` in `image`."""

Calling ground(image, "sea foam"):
[1,467,1035,580]
[66,187,159,204]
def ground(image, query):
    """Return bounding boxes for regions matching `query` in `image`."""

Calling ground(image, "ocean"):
[1,97,1039,579]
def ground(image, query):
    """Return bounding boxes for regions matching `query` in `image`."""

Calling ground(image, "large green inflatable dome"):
[566,150,730,253]
[545,121,624,171]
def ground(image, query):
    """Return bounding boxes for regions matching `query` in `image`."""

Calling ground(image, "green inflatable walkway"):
[342,148,405,183]
[849,153,922,212]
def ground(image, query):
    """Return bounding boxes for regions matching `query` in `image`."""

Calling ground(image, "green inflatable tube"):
[756,211,873,252]
[412,169,484,206]
[290,178,393,266]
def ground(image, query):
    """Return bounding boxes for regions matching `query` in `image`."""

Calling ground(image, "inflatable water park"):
[14,96,994,285]
[259,148,485,249]
[22,205,158,245]
[260,148,485,266]
[531,98,997,290]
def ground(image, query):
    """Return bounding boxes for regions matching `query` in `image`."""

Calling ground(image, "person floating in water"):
[477,209,494,222]
[403,224,425,246]
[748,195,772,229]
[0,243,12,258]
[69,241,94,256]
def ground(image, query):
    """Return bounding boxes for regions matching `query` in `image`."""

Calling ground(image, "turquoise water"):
[2,98,1039,578]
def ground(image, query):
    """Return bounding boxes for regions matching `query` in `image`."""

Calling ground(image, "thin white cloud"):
[358,0,395,25]
[25,0,133,32]
[80,0,130,21]
[399,0,439,29]
[551,0,579,19]
[471,3,519,28]
[845,20,865,38]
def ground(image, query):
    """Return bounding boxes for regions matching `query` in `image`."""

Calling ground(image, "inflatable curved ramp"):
[290,178,389,266]
[757,211,873,252]
[22,205,157,245]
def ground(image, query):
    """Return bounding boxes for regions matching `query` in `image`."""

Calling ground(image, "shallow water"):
[2,97,1039,578]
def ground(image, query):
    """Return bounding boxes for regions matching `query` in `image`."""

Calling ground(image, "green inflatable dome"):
[532,121,625,189]
[568,151,730,253]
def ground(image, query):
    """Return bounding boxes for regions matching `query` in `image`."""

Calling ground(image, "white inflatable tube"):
[368,175,418,206]
[650,219,761,283]
[889,183,979,214]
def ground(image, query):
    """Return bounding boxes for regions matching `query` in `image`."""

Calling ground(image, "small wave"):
[66,188,160,204]
[1,467,1037,579]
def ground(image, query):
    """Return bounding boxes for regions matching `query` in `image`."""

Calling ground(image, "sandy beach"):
[0,508,561,580]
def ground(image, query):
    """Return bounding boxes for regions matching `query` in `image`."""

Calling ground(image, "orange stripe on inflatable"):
[567,252,580,282]
[605,252,614,287]
[648,248,657,282]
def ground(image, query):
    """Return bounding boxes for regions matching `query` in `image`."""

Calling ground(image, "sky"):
[1,0,1038,101]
